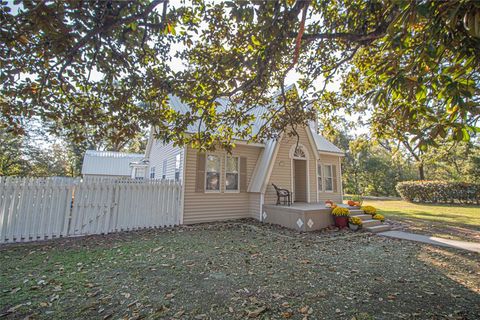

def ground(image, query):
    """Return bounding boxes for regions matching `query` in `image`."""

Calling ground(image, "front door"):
[293,159,308,202]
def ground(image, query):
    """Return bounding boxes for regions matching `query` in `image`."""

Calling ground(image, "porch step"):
[365,224,391,233]
[348,209,364,215]
[351,214,372,221]
[362,219,382,227]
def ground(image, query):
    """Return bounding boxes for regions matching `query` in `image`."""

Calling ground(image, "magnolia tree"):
[1,0,479,152]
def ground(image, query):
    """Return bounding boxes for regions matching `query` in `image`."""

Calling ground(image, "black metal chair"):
[272,183,291,206]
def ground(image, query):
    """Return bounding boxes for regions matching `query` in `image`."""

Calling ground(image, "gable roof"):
[311,132,344,155]
[148,84,344,161]
[81,150,144,177]
[248,125,340,193]
[164,85,343,152]
[168,94,269,138]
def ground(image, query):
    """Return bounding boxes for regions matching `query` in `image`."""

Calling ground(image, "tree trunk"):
[418,162,425,180]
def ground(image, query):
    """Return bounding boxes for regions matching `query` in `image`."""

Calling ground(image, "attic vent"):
[293,146,306,159]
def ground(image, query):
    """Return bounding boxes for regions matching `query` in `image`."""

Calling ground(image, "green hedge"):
[396,181,480,205]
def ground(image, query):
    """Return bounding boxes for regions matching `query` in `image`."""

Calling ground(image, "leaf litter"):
[0,219,479,319]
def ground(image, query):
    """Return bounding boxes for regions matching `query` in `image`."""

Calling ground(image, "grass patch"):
[1,221,480,319]
[361,200,480,226]
[362,200,480,242]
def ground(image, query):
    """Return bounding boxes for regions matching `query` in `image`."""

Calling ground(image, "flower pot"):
[348,223,360,231]
[333,216,349,228]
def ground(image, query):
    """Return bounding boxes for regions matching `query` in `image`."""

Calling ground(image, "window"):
[134,167,145,180]
[206,155,220,191]
[324,164,333,192]
[162,159,167,180]
[225,156,239,191]
[317,163,322,192]
[175,154,181,182]
[150,166,156,179]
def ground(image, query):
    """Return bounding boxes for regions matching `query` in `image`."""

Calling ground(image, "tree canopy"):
[1,0,479,151]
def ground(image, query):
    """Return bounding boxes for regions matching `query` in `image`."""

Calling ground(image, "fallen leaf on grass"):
[127,300,138,308]
[87,290,101,297]
[299,306,313,314]
[10,287,21,294]
[173,310,185,318]
[247,306,266,318]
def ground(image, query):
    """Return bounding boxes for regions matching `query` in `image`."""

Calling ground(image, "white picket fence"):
[0,177,182,244]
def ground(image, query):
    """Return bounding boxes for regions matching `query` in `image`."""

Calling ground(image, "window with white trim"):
[317,162,322,192]
[162,159,167,180]
[175,154,181,181]
[134,167,145,180]
[324,164,333,192]
[150,166,156,179]
[206,155,220,191]
[225,156,239,191]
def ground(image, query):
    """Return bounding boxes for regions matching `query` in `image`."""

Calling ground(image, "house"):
[144,87,346,231]
[81,150,145,180]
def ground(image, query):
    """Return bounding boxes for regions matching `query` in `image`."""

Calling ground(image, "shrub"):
[396,181,480,205]
[372,214,385,222]
[361,205,377,215]
[331,207,350,217]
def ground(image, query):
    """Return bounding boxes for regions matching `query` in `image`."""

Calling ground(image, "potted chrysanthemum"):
[372,213,385,222]
[361,205,377,216]
[348,216,363,231]
[331,207,350,228]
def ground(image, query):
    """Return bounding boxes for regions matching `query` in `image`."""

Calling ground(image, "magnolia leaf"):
[251,35,261,46]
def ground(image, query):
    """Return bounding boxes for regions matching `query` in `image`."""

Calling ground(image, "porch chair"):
[272,183,291,206]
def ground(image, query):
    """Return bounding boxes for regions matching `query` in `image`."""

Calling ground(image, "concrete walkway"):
[378,230,480,253]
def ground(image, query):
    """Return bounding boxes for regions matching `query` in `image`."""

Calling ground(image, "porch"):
[262,202,392,233]
[262,202,336,231]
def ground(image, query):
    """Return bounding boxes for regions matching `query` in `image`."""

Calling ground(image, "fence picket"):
[0,177,181,243]
[6,182,20,242]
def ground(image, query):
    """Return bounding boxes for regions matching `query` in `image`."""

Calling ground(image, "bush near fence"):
[396,180,480,205]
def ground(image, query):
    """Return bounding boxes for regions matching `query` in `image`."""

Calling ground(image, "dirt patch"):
[1,220,479,319]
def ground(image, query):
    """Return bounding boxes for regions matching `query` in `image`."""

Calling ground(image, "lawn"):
[362,200,480,242]
[1,221,479,319]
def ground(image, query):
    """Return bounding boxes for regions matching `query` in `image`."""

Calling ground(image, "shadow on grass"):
[0,222,479,319]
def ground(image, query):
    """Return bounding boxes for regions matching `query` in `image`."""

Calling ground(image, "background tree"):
[0,128,28,175]
[328,126,478,197]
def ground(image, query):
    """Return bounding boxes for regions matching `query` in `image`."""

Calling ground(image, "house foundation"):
[261,203,334,231]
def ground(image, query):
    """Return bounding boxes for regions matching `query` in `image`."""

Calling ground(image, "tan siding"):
[317,154,343,203]
[265,126,318,205]
[248,193,262,219]
[183,145,262,224]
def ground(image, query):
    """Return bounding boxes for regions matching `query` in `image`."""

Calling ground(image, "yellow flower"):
[349,216,363,225]
[373,214,385,222]
[331,207,350,217]
[361,205,377,215]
